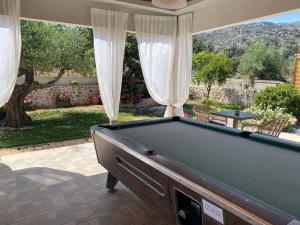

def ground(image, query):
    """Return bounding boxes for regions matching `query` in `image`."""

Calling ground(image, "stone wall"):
[27,78,282,108]
[189,79,282,105]
[30,84,99,108]
[189,85,256,106]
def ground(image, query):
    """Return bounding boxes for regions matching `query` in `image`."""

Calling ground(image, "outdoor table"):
[212,110,259,128]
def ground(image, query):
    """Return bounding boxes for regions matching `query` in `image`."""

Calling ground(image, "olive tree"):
[192,51,232,101]
[0,20,95,128]
[238,42,285,86]
[121,33,147,103]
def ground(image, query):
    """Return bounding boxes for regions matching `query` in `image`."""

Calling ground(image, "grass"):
[0,100,245,149]
[184,99,245,118]
[195,99,245,111]
[0,108,155,149]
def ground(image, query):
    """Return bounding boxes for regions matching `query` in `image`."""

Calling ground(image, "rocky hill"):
[197,21,300,52]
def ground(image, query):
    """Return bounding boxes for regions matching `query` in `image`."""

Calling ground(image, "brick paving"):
[0,143,167,225]
[0,139,92,157]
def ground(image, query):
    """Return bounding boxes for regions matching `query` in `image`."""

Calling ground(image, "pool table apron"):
[93,129,297,225]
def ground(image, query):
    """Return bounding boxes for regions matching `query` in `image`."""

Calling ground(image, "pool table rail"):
[90,117,300,225]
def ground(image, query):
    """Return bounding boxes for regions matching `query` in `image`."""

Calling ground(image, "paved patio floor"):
[0,143,167,225]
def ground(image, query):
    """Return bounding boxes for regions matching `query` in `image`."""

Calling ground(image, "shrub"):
[238,42,285,82]
[192,51,232,100]
[55,91,71,108]
[90,95,101,105]
[183,102,195,117]
[121,81,144,104]
[253,84,300,117]
[56,91,71,103]
[244,106,297,131]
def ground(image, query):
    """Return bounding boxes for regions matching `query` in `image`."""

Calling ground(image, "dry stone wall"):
[189,79,282,105]
[30,85,99,108]
[27,77,281,108]
[189,85,256,105]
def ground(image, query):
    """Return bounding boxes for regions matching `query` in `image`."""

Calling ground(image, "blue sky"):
[259,11,300,23]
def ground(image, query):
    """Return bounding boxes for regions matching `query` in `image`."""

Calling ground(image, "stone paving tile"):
[0,143,168,225]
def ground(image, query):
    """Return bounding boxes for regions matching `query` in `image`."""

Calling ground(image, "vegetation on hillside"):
[197,22,300,53]
[194,21,299,80]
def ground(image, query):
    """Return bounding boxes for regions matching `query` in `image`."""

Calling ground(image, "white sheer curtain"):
[135,14,192,117]
[91,8,128,123]
[0,0,21,107]
[165,13,193,117]
[135,14,177,116]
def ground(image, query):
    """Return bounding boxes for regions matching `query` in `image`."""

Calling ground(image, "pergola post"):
[294,52,300,94]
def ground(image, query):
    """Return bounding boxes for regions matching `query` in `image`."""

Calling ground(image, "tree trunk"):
[0,85,32,128]
[0,68,65,128]
[206,84,212,102]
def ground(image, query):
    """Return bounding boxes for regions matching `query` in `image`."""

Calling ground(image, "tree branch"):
[29,69,65,92]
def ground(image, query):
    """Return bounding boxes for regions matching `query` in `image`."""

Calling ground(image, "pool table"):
[91,117,300,225]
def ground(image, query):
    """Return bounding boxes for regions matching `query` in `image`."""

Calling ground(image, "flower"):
[24,96,33,105]
[56,91,71,103]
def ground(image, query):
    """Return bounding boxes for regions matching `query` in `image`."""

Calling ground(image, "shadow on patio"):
[0,143,166,225]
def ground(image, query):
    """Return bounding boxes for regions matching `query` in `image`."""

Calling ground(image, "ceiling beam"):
[20,0,171,30]
[19,0,300,34]
[190,0,300,34]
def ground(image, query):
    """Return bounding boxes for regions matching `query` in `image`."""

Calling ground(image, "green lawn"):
[184,100,244,117]
[0,108,154,149]
[195,100,245,111]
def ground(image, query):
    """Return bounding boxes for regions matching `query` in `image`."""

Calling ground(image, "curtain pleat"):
[135,15,177,110]
[0,0,21,107]
[167,13,193,117]
[91,9,128,123]
[135,13,192,117]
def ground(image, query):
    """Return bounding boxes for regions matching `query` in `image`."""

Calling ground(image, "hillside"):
[293,20,300,29]
[197,21,300,52]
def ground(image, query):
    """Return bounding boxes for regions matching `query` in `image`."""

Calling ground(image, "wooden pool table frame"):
[91,117,300,225]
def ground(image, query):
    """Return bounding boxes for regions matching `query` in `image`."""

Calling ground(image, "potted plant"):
[24,96,33,110]
[90,95,101,105]
[70,80,78,90]
[55,91,71,108]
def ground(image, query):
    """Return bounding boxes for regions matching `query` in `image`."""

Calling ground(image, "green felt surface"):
[114,121,300,218]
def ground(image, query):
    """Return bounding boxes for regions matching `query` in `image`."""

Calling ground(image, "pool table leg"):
[106,172,118,193]
[232,118,238,129]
